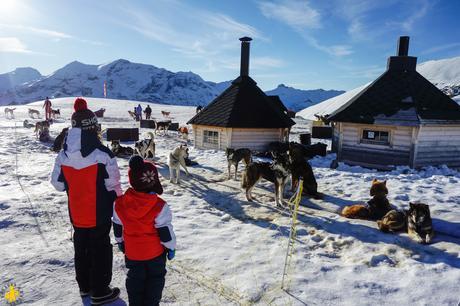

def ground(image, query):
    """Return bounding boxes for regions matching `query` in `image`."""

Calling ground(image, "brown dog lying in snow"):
[341,179,392,220]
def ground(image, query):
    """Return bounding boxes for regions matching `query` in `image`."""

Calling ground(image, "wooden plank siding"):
[230,128,284,151]
[192,125,229,150]
[338,123,412,168]
[414,125,460,168]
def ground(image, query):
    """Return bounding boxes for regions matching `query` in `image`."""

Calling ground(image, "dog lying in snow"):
[111,140,134,157]
[168,145,190,184]
[226,148,251,180]
[242,152,291,207]
[23,120,35,128]
[341,179,392,220]
[134,132,155,159]
[378,202,434,244]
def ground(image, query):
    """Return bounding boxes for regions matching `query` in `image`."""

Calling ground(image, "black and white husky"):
[111,140,134,157]
[168,145,190,184]
[134,132,155,159]
[242,153,291,207]
[226,148,251,180]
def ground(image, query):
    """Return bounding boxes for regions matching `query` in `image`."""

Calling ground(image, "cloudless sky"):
[1,0,460,90]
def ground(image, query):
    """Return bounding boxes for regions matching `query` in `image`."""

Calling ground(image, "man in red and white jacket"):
[51,98,122,305]
[113,155,176,306]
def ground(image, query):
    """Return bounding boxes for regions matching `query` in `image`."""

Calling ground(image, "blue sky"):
[0,0,459,90]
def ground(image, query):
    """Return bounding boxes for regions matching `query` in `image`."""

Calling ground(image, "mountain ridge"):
[0,59,343,110]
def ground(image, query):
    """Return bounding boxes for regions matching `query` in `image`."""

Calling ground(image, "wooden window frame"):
[360,128,391,146]
[203,130,219,147]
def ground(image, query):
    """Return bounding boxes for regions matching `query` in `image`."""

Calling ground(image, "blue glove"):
[166,249,175,260]
[117,242,125,253]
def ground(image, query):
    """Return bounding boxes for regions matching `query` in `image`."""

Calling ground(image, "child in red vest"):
[113,156,176,306]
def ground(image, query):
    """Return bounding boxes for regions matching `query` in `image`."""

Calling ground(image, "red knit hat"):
[128,156,163,194]
[74,97,88,112]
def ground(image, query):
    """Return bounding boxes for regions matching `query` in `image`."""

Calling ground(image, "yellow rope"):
[281,178,303,289]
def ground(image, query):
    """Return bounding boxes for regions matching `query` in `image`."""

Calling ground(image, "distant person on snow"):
[135,104,142,121]
[113,155,176,306]
[144,105,152,120]
[43,97,52,121]
[196,105,203,113]
[51,98,122,305]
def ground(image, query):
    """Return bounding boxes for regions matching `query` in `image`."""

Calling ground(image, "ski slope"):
[0,97,459,305]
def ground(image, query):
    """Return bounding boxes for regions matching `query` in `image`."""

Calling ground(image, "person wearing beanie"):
[51,97,122,305]
[113,155,176,306]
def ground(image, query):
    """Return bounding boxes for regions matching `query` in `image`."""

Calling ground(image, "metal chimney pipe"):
[397,36,409,56]
[239,37,252,76]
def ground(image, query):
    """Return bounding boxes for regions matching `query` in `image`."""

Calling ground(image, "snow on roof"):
[297,83,370,120]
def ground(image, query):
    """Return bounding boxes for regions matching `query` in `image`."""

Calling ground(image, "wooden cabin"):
[187,37,295,151]
[329,36,460,170]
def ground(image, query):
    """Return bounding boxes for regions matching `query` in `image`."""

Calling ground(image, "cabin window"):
[361,129,390,145]
[203,130,219,146]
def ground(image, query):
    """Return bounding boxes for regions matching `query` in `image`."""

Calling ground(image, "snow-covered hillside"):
[0,67,42,92]
[266,84,344,111]
[418,56,460,92]
[1,98,459,305]
[0,60,342,110]
[0,60,229,107]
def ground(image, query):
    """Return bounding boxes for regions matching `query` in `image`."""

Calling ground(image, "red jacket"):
[114,188,175,261]
[51,128,122,228]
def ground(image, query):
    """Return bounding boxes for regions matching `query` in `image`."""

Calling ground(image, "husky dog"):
[52,127,69,152]
[39,128,51,142]
[111,140,134,157]
[407,202,434,244]
[377,210,407,233]
[342,179,392,220]
[34,120,51,138]
[168,145,190,184]
[94,108,105,118]
[51,109,60,119]
[4,107,16,119]
[226,148,251,180]
[155,120,171,135]
[378,203,434,244]
[128,110,137,120]
[29,108,40,119]
[134,132,155,159]
[23,120,35,128]
[242,153,291,207]
[288,142,319,197]
[161,110,171,118]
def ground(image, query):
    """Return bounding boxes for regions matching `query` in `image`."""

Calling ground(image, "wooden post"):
[409,126,420,168]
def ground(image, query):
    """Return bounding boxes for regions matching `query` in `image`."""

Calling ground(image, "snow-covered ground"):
[1,97,459,305]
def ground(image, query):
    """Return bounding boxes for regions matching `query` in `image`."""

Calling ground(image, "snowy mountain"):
[0,67,42,93]
[0,60,342,108]
[0,60,229,106]
[266,84,344,111]
[417,56,460,96]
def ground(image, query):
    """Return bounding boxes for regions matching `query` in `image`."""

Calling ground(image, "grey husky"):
[226,148,251,180]
[242,153,291,207]
[168,145,190,184]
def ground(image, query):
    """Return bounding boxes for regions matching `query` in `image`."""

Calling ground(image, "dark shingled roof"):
[187,76,295,128]
[328,56,460,125]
